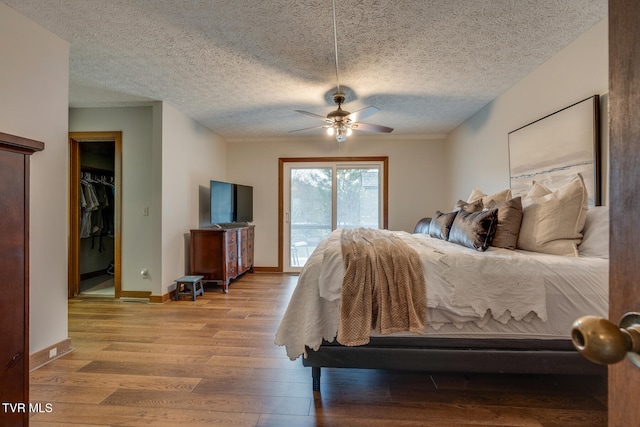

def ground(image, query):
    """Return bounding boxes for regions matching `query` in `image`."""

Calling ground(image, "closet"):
[0,131,44,426]
[69,131,122,299]
[78,141,115,295]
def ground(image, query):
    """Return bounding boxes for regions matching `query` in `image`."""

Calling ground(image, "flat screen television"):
[235,184,253,223]
[210,180,253,224]
[210,180,234,224]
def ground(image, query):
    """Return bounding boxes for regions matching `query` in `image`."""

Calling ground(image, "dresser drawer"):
[226,261,237,279]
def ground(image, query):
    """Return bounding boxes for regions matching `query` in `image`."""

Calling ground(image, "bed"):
[275,175,609,391]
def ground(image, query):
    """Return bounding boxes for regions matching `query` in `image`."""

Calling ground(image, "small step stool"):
[174,275,204,301]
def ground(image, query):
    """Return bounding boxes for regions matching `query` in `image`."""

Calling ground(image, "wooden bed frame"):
[302,336,606,391]
[301,218,606,391]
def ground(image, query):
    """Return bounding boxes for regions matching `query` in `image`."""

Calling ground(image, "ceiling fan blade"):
[289,124,329,133]
[347,106,380,123]
[353,122,394,133]
[294,110,330,122]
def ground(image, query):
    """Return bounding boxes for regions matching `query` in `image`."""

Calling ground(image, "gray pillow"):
[448,208,498,251]
[429,211,458,240]
[485,197,523,250]
[454,199,484,213]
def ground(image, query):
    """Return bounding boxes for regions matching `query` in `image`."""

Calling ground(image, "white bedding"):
[274,229,609,361]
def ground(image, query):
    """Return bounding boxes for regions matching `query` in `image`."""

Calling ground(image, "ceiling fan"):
[290,0,393,144]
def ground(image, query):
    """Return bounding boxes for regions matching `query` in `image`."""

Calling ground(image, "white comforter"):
[274,229,608,360]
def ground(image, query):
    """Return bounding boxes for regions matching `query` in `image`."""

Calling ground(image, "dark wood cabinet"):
[189,225,254,293]
[0,132,44,426]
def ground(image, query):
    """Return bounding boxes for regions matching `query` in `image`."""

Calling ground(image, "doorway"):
[69,132,122,298]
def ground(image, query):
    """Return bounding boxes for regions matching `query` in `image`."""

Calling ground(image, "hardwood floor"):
[29,273,607,426]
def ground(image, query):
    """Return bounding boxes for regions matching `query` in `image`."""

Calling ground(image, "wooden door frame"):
[68,131,122,298]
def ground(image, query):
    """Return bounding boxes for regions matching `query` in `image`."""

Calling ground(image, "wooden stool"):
[174,275,204,301]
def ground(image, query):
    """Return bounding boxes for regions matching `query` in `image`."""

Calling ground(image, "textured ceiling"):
[3,0,607,140]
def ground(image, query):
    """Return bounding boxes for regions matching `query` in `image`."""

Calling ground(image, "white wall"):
[70,104,227,298]
[0,3,69,354]
[160,102,227,295]
[69,106,155,292]
[226,135,447,267]
[445,19,609,206]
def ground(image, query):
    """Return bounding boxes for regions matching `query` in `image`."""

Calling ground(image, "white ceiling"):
[3,0,607,140]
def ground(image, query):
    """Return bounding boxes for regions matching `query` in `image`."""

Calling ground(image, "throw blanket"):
[337,228,426,346]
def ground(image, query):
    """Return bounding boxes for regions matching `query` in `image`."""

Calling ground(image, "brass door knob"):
[571,313,640,367]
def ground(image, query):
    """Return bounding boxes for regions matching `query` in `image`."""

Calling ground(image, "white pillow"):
[517,174,588,256]
[578,206,609,258]
[526,181,552,198]
[467,188,512,206]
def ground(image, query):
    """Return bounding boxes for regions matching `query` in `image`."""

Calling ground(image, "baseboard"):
[30,338,73,372]
[150,293,171,304]
[120,290,151,299]
[253,266,281,273]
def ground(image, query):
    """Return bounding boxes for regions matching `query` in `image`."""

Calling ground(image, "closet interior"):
[79,141,115,295]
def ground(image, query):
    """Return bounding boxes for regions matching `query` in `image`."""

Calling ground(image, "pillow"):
[526,181,552,198]
[467,188,512,206]
[448,208,498,251]
[517,174,589,256]
[485,197,523,250]
[454,199,484,213]
[413,217,432,234]
[578,206,609,258]
[429,211,458,240]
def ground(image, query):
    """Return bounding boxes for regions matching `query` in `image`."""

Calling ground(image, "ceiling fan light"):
[327,127,335,136]
[346,128,352,136]
[335,128,347,143]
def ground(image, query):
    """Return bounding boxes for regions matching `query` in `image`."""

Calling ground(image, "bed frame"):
[301,217,606,391]
[302,336,605,391]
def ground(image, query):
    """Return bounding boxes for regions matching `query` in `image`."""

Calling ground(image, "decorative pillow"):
[454,199,484,213]
[526,181,552,198]
[485,197,523,250]
[413,217,432,234]
[517,174,589,256]
[467,188,512,206]
[429,211,458,240]
[448,208,498,251]
[578,206,609,258]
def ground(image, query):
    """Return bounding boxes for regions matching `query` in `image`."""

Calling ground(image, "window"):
[280,157,388,271]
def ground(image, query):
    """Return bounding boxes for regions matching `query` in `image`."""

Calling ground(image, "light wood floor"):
[30,273,607,426]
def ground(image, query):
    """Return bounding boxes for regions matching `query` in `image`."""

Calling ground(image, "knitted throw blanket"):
[337,228,426,346]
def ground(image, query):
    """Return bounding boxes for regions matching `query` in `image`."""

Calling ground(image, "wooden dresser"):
[0,132,44,426]
[189,225,254,293]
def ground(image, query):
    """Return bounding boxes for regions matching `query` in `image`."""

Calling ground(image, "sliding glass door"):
[336,167,381,229]
[288,167,332,269]
[282,159,386,272]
